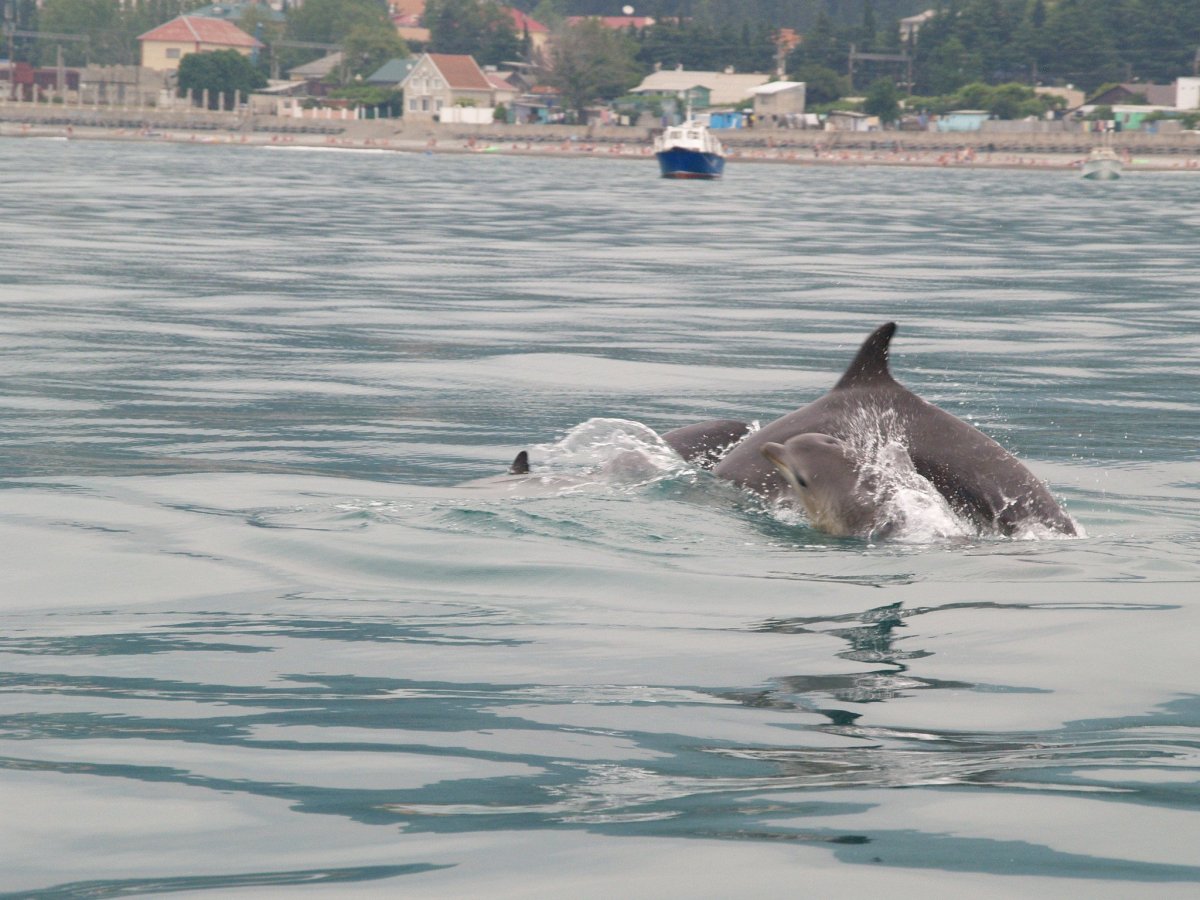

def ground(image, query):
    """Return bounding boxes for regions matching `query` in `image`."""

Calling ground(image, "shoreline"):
[4,116,1200,174]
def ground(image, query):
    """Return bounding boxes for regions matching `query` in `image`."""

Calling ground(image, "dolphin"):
[484,418,751,488]
[713,322,1077,536]
[661,418,752,468]
[761,433,896,538]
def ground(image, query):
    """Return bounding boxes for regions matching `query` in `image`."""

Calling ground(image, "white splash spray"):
[530,418,693,488]
[819,406,972,543]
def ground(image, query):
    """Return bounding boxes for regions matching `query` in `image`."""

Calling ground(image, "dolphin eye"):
[795,475,808,488]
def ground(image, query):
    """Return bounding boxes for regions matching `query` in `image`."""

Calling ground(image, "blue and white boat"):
[654,120,725,179]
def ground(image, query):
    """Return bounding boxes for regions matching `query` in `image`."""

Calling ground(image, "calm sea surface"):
[1,138,1198,898]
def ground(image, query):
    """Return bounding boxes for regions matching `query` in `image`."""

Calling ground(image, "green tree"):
[9,0,40,66]
[283,0,395,76]
[177,49,266,108]
[790,63,848,105]
[790,10,844,72]
[238,4,284,73]
[340,24,407,83]
[956,0,1013,79]
[921,35,981,94]
[863,77,900,124]
[1039,0,1122,89]
[329,82,401,115]
[286,0,393,45]
[857,0,878,52]
[1011,0,1052,77]
[38,0,122,65]
[424,0,519,66]
[546,18,641,119]
[531,0,566,28]
[39,0,195,66]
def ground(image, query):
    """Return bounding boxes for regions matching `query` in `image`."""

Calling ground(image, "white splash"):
[530,418,692,488]
[823,407,972,543]
[1012,518,1087,541]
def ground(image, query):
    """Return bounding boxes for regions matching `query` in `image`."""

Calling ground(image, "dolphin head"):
[761,433,873,536]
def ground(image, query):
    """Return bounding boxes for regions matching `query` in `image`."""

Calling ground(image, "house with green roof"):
[366,57,418,88]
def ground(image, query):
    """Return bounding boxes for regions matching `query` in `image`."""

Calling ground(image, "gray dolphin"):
[713,322,1077,536]
[661,419,752,468]
[488,418,751,486]
[762,433,895,538]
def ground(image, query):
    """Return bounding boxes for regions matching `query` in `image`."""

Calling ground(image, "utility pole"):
[3,0,14,101]
[848,43,914,94]
[5,28,87,100]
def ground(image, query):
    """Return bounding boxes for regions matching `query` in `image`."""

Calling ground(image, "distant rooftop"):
[424,53,492,91]
[632,68,771,106]
[138,15,262,47]
[289,51,342,80]
[366,57,418,86]
[748,81,805,96]
[507,8,549,34]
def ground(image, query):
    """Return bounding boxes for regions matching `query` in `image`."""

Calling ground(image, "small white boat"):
[653,120,725,179]
[1082,146,1122,180]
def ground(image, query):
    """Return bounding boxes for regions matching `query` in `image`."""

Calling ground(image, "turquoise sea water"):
[1,138,1198,898]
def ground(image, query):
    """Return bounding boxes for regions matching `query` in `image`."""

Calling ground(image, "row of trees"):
[18,0,1200,117]
[860,76,1067,123]
[536,0,1200,98]
[780,1,1200,94]
[521,1,927,32]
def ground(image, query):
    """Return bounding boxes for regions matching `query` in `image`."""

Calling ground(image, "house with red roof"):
[390,0,430,45]
[393,13,432,46]
[399,53,496,121]
[504,7,550,61]
[138,16,261,72]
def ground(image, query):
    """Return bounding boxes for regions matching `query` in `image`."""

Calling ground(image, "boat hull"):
[656,147,725,179]
[1081,160,1121,180]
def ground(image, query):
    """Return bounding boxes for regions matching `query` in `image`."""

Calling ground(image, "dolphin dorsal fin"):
[834,322,898,390]
[508,450,530,475]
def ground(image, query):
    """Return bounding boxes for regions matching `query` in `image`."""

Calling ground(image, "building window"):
[166,48,180,59]
[421,97,429,111]
[435,98,443,111]
[409,98,418,111]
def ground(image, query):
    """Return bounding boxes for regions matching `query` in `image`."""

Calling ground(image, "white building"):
[1176,77,1200,110]
[631,67,771,107]
[899,10,936,44]
[399,53,494,122]
[747,81,806,119]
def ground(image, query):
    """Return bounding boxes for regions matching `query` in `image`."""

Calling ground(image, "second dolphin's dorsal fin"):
[834,322,898,390]
[508,450,530,475]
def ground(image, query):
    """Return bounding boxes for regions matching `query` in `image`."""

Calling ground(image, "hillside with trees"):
[14,0,1200,112]
[523,1,1200,94]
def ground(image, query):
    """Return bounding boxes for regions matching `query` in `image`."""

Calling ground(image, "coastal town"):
[3,0,1200,171]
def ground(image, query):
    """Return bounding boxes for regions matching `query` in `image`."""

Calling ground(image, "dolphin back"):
[661,419,752,468]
